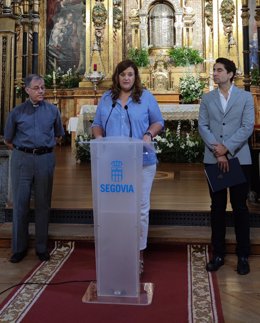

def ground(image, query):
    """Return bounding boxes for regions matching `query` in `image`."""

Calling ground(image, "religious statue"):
[153,60,169,91]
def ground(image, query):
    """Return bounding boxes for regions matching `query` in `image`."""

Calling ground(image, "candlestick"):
[242,0,248,6]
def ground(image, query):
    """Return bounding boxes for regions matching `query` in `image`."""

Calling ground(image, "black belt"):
[14,145,53,155]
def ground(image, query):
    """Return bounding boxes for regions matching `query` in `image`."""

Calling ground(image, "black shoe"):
[206,256,224,272]
[10,251,27,263]
[237,257,250,275]
[36,251,50,261]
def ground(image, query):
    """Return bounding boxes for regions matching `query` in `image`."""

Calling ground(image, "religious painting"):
[46,0,86,74]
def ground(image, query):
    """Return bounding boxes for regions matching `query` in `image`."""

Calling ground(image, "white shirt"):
[218,84,233,112]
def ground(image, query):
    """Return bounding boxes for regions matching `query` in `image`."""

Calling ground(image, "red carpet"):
[0,242,224,323]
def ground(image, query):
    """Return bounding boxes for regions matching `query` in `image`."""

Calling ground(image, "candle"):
[53,71,56,81]
[94,64,97,71]
[242,0,248,6]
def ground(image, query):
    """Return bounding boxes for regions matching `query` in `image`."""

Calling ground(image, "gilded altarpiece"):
[0,0,259,132]
[38,1,251,87]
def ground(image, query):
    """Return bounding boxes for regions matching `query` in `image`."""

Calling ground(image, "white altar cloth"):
[67,117,79,133]
[68,103,200,137]
[80,104,200,121]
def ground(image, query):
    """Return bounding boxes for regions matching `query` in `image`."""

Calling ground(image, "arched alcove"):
[149,3,175,48]
[139,0,183,49]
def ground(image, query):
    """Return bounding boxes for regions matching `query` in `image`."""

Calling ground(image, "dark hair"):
[24,74,44,87]
[110,59,143,103]
[215,57,237,82]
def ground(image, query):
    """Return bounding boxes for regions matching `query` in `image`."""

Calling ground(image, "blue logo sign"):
[100,160,134,193]
[111,160,123,182]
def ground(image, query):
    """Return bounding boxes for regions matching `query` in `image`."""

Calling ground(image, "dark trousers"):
[11,149,55,254]
[208,165,251,258]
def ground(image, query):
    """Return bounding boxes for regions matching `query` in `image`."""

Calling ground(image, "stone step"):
[1,223,260,254]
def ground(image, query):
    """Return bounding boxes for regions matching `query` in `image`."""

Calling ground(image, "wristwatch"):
[144,131,153,139]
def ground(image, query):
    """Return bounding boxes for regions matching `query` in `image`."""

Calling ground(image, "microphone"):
[104,101,116,137]
[124,105,132,137]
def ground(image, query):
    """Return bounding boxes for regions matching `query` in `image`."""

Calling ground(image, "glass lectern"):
[82,137,154,305]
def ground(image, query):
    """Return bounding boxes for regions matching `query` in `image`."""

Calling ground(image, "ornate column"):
[183,3,195,47]
[129,8,140,49]
[174,12,183,47]
[3,0,12,14]
[241,0,250,91]
[255,0,260,75]
[21,0,30,88]
[139,14,148,49]
[204,1,214,90]
[31,0,40,74]
[0,2,18,134]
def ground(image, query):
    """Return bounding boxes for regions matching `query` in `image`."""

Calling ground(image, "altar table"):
[79,104,200,121]
[67,104,200,145]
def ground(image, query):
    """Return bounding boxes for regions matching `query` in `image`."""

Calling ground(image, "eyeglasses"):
[28,86,46,91]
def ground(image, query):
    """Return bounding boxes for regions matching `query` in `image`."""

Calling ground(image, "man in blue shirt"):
[4,74,64,263]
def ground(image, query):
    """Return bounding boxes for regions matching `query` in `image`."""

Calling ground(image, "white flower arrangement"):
[74,121,204,163]
[44,67,81,89]
[154,120,204,163]
[179,75,205,104]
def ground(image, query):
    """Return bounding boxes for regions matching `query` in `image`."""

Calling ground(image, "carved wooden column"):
[0,2,18,134]
[31,0,40,74]
[204,0,214,90]
[256,0,260,76]
[129,9,140,49]
[241,0,251,91]
[183,3,195,48]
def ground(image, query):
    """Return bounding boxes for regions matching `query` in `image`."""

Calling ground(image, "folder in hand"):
[204,158,246,192]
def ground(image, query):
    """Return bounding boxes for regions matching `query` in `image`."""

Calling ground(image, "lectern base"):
[82,281,154,305]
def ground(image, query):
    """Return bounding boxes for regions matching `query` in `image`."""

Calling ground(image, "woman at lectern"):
[92,59,164,274]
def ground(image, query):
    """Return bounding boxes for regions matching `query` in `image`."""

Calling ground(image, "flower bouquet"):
[179,75,205,104]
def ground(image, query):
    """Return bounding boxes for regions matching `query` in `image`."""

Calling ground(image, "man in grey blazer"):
[198,57,255,275]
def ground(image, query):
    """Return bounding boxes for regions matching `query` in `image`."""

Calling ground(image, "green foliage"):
[168,47,204,67]
[179,75,206,104]
[251,67,260,86]
[60,68,82,88]
[15,85,25,98]
[75,134,92,162]
[127,48,150,67]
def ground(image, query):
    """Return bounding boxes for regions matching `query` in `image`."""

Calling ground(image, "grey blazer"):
[198,85,255,164]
